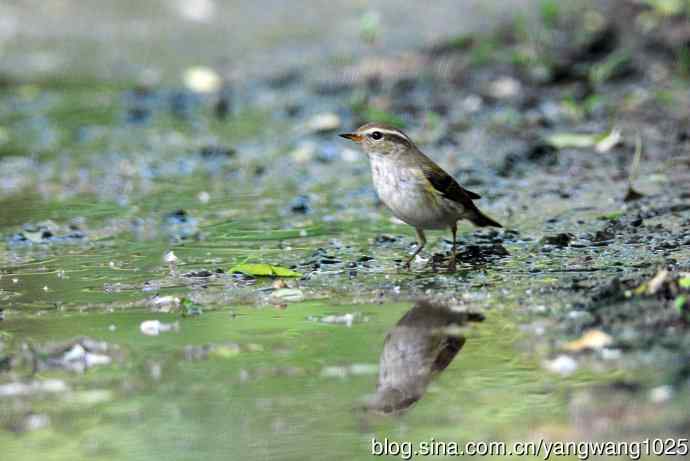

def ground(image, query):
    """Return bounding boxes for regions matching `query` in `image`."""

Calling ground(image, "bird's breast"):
[369,157,458,229]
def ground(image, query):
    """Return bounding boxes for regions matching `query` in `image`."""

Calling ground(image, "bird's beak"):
[339,132,364,142]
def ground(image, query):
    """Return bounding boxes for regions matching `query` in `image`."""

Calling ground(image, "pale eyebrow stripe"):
[361,127,409,140]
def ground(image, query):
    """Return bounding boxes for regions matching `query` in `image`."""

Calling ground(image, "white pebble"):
[544,355,578,376]
[649,385,673,404]
[183,66,221,93]
[140,320,179,336]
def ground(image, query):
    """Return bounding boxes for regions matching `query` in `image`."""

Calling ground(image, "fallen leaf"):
[646,269,669,295]
[229,263,302,278]
[678,275,690,289]
[546,132,599,149]
[546,129,621,151]
[209,344,241,359]
[595,128,622,153]
[563,329,613,352]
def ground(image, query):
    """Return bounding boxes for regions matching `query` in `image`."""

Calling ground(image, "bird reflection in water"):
[364,300,484,415]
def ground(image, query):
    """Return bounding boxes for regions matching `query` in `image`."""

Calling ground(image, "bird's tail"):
[470,210,502,228]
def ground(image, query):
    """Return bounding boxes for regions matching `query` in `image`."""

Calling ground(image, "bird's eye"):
[371,131,383,140]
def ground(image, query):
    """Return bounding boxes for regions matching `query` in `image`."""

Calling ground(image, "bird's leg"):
[404,228,426,270]
[447,224,458,272]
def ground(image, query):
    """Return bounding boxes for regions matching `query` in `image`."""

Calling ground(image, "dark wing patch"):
[421,159,481,207]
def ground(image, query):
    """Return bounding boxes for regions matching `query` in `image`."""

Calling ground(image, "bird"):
[364,299,484,414]
[340,122,502,272]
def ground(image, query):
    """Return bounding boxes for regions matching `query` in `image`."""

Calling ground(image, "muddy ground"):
[1,1,690,459]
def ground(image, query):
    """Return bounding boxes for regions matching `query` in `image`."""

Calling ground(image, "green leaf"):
[589,50,632,85]
[229,263,302,278]
[675,295,687,313]
[598,211,624,221]
[678,276,690,290]
[180,298,203,317]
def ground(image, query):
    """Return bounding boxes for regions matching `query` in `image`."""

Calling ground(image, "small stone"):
[0,379,69,397]
[183,66,221,93]
[270,288,304,303]
[544,355,578,376]
[289,195,311,214]
[305,112,341,133]
[649,385,673,404]
[488,76,522,99]
[272,279,288,289]
[541,233,574,247]
[290,141,317,163]
[149,295,180,312]
[600,348,622,360]
[140,320,179,336]
[24,414,50,431]
[198,191,210,203]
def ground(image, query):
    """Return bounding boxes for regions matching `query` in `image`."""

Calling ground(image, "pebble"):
[140,320,180,336]
[649,385,673,404]
[304,112,341,133]
[309,312,366,327]
[0,379,69,397]
[270,288,304,303]
[544,355,578,376]
[488,76,522,99]
[183,66,222,93]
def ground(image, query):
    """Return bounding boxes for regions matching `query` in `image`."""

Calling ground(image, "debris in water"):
[563,330,613,352]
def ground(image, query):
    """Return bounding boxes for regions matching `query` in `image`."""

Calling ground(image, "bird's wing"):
[418,154,482,206]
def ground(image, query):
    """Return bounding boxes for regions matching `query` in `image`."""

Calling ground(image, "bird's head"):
[339,123,413,157]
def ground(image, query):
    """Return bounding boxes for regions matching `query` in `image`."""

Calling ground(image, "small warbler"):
[340,123,502,272]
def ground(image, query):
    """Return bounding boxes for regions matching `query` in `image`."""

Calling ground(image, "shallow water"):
[2,304,614,461]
